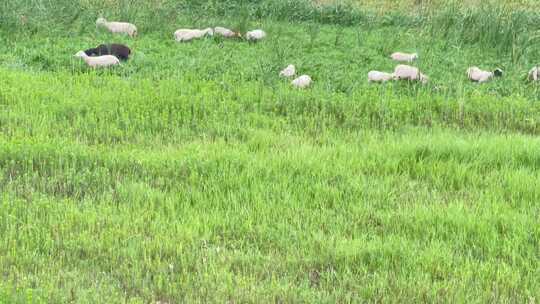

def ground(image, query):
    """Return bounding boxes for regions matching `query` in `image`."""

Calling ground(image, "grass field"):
[1,1,540,303]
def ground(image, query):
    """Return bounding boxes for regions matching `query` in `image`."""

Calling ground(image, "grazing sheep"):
[279,64,296,78]
[393,64,429,84]
[84,44,131,61]
[174,28,214,42]
[214,26,241,38]
[390,52,418,63]
[291,75,312,89]
[368,71,394,83]
[467,66,503,83]
[96,18,137,37]
[246,29,266,42]
[74,51,120,68]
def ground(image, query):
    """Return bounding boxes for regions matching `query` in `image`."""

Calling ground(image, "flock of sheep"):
[75,18,315,88]
[368,52,505,85]
[75,17,540,88]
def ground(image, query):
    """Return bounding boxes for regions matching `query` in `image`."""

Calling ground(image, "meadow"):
[1,0,540,303]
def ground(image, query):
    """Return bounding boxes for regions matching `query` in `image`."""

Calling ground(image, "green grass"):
[1,1,540,303]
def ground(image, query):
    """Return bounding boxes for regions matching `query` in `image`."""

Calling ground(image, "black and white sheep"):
[467,67,503,83]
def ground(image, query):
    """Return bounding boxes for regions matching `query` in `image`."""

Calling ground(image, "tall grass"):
[428,3,540,60]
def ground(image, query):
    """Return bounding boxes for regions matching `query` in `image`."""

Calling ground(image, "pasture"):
[1,0,540,302]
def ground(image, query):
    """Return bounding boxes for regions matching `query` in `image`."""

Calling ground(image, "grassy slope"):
[1,12,540,304]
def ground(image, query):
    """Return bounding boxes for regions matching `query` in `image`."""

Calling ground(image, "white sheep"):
[467,66,503,83]
[174,28,214,42]
[390,52,418,63]
[214,26,241,38]
[291,75,312,89]
[368,71,394,83]
[393,64,429,84]
[279,65,296,78]
[96,17,137,37]
[529,66,540,81]
[246,29,266,42]
[74,51,120,68]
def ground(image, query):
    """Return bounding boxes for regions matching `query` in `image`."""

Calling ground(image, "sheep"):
[529,66,540,81]
[279,65,296,78]
[96,18,137,37]
[291,75,312,89]
[214,27,241,38]
[390,52,418,63]
[246,29,266,42]
[84,44,131,61]
[393,64,429,84]
[467,66,503,83]
[74,51,120,68]
[174,28,214,42]
[368,71,394,83]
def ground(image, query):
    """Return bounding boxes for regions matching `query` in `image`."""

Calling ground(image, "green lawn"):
[1,9,540,303]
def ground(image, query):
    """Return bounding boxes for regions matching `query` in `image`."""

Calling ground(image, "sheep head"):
[493,68,503,77]
[74,51,88,58]
[96,17,106,25]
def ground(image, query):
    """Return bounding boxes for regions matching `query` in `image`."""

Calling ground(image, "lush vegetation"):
[1,0,540,302]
